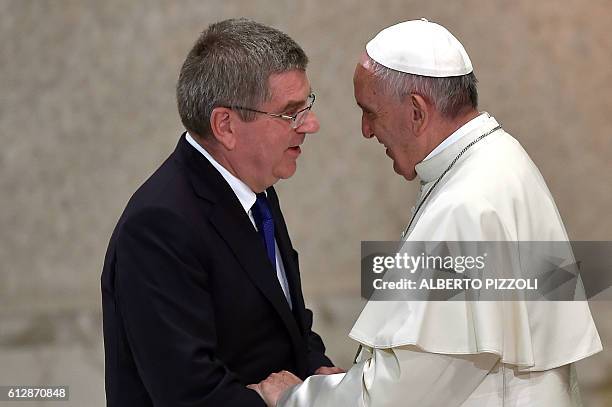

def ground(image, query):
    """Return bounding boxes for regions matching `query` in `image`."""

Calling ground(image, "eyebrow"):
[279,89,313,113]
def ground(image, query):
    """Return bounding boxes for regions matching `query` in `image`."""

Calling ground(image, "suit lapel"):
[208,202,302,334]
[175,134,307,371]
[266,188,308,334]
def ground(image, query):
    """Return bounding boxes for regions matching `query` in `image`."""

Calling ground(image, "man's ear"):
[409,94,429,137]
[210,107,237,150]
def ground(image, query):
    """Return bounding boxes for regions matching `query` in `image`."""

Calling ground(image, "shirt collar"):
[423,112,491,161]
[185,132,256,214]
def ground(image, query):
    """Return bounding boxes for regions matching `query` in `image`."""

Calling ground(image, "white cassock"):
[278,113,602,407]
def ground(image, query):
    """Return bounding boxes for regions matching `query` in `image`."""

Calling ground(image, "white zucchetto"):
[366,18,473,77]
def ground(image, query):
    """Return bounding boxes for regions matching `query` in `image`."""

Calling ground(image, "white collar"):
[185,132,256,214]
[415,114,500,183]
[423,112,491,161]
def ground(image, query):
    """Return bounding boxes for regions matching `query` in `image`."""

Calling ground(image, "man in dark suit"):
[101,18,340,407]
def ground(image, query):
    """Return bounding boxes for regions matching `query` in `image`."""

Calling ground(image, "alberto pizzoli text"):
[371,253,538,292]
[373,278,538,291]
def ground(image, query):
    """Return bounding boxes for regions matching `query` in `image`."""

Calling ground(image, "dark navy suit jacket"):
[101,134,332,406]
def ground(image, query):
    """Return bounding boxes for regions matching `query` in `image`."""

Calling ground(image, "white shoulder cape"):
[349,115,602,372]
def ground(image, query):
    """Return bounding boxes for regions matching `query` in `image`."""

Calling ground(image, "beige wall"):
[1,0,610,405]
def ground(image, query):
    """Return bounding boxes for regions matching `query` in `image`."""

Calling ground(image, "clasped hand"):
[248,366,345,406]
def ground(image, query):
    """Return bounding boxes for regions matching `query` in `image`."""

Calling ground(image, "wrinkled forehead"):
[266,69,311,106]
[353,54,379,93]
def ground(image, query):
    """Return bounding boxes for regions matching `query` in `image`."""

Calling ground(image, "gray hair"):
[176,18,308,138]
[365,55,478,118]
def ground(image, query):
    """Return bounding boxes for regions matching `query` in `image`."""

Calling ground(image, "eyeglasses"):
[226,93,315,129]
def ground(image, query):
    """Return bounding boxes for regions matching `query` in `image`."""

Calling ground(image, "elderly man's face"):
[353,61,422,180]
[232,70,319,191]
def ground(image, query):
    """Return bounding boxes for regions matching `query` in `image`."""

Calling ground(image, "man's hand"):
[314,366,346,375]
[248,370,302,407]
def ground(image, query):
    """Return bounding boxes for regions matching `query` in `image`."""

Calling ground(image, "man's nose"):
[298,111,320,134]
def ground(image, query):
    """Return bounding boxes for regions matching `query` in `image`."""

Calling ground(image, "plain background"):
[1,1,611,405]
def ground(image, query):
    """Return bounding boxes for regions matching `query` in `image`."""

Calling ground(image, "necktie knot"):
[253,193,273,222]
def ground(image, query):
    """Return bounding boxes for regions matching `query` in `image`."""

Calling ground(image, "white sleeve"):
[278,345,499,407]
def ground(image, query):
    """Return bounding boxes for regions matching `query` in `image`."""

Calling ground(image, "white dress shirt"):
[186,132,293,308]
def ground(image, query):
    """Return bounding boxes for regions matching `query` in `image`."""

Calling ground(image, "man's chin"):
[402,172,417,181]
[274,163,298,181]
[392,161,417,181]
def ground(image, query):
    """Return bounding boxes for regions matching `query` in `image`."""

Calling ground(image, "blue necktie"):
[251,193,276,268]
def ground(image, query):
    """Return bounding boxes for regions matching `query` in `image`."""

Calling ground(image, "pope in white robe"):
[251,19,602,407]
